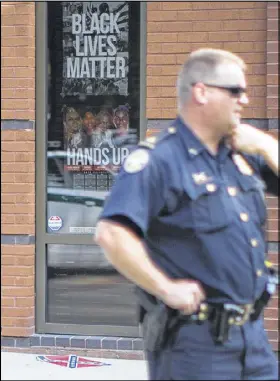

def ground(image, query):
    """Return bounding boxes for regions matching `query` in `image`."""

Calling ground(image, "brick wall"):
[266,1,279,119]
[1,2,35,337]
[265,1,279,252]
[147,1,267,119]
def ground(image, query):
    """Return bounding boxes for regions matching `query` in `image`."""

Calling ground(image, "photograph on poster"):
[62,103,134,174]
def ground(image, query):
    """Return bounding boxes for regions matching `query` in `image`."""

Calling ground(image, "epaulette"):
[138,126,177,150]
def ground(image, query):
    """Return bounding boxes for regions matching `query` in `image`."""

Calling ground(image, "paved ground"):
[1,351,148,380]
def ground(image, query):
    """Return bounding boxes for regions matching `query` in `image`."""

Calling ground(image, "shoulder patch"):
[123,148,150,173]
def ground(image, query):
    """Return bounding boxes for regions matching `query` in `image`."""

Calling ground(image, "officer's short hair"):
[177,48,247,110]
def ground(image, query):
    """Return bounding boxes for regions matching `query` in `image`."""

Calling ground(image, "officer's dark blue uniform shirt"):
[99,117,278,305]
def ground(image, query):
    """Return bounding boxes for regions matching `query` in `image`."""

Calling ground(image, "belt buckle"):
[233,304,253,326]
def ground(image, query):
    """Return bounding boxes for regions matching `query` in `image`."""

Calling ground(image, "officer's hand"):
[161,279,206,315]
[229,124,271,155]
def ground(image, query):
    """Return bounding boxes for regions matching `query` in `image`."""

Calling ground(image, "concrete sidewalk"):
[1,351,148,380]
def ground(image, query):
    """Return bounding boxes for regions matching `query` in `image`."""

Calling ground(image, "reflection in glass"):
[47,244,138,326]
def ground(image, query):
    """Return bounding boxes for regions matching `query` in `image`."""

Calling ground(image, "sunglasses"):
[192,83,247,97]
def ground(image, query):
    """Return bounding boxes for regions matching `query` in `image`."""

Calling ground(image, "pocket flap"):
[184,180,221,200]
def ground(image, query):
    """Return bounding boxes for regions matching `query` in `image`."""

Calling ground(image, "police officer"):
[95,49,278,380]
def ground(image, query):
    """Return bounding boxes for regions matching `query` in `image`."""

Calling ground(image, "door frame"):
[35,1,147,336]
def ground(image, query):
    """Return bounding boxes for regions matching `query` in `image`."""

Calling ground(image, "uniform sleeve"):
[98,148,166,236]
[246,154,278,196]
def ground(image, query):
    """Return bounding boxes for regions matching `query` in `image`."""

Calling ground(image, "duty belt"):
[137,262,278,350]
[181,302,255,326]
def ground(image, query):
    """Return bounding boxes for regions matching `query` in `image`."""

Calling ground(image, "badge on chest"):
[192,172,212,185]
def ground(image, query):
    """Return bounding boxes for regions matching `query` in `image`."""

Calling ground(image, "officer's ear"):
[192,82,208,105]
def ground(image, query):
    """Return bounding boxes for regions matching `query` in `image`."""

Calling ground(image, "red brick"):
[15,194,35,204]
[208,31,239,42]
[2,184,34,194]
[14,277,34,287]
[146,109,162,119]
[147,2,162,11]
[147,43,162,54]
[15,255,35,266]
[1,276,15,286]
[239,9,266,19]
[147,87,162,98]
[1,194,16,204]
[1,298,15,307]
[147,54,177,65]
[193,21,223,32]
[267,98,279,109]
[147,76,176,87]
[2,98,30,110]
[162,109,177,119]
[148,11,178,21]
[267,231,279,241]
[264,319,279,330]
[267,209,279,219]
[1,163,35,173]
[161,65,181,76]
[267,30,279,40]
[1,4,15,15]
[267,109,279,119]
[223,2,266,9]
[267,86,278,97]
[2,141,34,152]
[2,267,34,277]
[264,308,279,319]
[1,173,15,183]
[1,225,35,234]
[178,32,208,43]
[267,63,278,75]
[148,98,176,109]
[1,327,35,337]
[148,33,178,43]
[267,19,279,31]
[1,245,34,256]
[161,22,193,32]
[191,2,223,10]
[14,215,34,225]
[15,298,35,307]
[1,131,16,140]
[162,2,192,10]
[1,287,34,297]
[161,43,191,54]
[239,31,266,42]
[267,41,279,53]
[1,215,15,224]
[267,75,279,85]
[240,53,266,64]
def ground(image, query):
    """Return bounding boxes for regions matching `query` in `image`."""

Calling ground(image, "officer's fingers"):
[181,302,199,315]
[180,294,200,315]
[188,282,206,300]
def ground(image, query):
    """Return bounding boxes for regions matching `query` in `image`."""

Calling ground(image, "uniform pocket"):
[184,181,231,233]
[237,176,267,225]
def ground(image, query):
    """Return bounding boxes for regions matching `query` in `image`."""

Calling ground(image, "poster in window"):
[61,1,129,98]
[62,103,135,176]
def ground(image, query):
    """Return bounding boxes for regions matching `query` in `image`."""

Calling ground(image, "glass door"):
[36,1,146,336]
